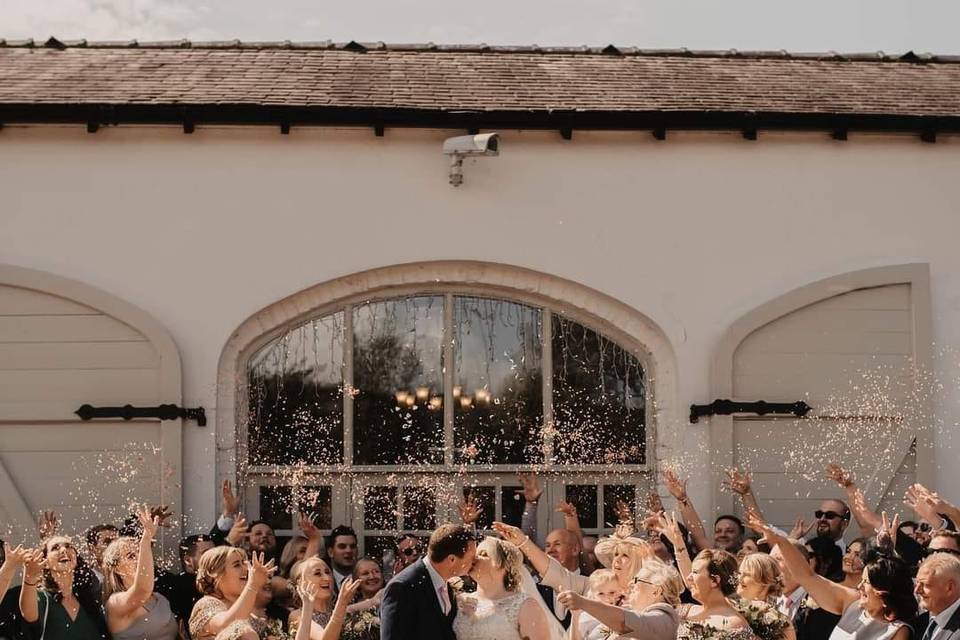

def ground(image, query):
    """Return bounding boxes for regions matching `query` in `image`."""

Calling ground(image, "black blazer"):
[536,583,572,630]
[380,560,458,640]
[913,603,960,640]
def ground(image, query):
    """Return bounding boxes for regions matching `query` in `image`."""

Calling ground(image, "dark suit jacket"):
[913,602,960,640]
[380,560,457,640]
[536,583,572,630]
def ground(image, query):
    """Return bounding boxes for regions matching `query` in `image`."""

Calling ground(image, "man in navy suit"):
[914,553,960,640]
[380,524,478,640]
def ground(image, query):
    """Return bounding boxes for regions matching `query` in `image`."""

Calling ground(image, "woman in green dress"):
[18,535,109,639]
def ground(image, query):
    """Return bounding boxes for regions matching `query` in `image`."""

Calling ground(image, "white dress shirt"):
[778,585,808,622]
[423,557,451,614]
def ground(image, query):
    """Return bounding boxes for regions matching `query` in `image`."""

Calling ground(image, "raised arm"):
[18,549,44,623]
[107,507,160,618]
[298,512,324,560]
[656,512,693,589]
[556,501,584,543]
[557,590,630,634]
[0,545,29,600]
[905,484,951,529]
[37,511,59,543]
[313,578,361,640]
[826,464,882,531]
[293,582,318,640]
[662,467,710,553]
[205,552,275,634]
[919,486,960,528]
[493,521,550,576]
[745,511,856,615]
[723,468,766,523]
[517,473,542,543]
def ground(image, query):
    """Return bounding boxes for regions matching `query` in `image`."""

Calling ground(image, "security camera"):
[443,133,500,186]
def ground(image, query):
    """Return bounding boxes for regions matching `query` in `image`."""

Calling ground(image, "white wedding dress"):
[453,591,531,640]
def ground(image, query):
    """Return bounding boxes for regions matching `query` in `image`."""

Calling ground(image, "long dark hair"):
[863,550,919,622]
[40,540,108,636]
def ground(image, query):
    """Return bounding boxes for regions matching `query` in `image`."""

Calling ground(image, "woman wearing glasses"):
[748,515,917,640]
[557,560,684,640]
[102,507,178,640]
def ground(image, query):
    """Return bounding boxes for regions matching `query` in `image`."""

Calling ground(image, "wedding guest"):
[102,507,177,640]
[325,526,358,593]
[393,535,422,575]
[19,535,109,639]
[929,531,960,555]
[572,569,622,640]
[156,533,216,626]
[839,540,867,589]
[351,557,384,607]
[806,536,843,581]
[539,528,582,629]
[189,546,275,640]
[84,524,118,584]
[749,514,916,640]
[714,516,747,554]
[738,552,796,640]
[288,557,363,640]
[250,580,288,639]
[914,553,960,640]
[280,536,310,578]
[559,559,683,640]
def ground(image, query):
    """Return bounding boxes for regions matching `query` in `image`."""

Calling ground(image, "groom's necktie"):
[923,618,939,640]
[438,584,450,615]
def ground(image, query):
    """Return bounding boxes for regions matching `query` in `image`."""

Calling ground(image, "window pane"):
[565,485,598,530]
[364,486,398,530]
[462,486,495,530]
[297,486,333,530]
[552,316,646,464]
[353,297,444,465]
[454,297,543,464]
[500,486,525,527]
[259,486,293,531]
[602,484,635,529]
[402,487,437,531]
[247,313,344,465]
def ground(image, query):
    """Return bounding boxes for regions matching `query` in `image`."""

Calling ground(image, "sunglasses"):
[401,547,421,557]
[919,523,932,533]
[925,548,960,558]
[815,510,848,521]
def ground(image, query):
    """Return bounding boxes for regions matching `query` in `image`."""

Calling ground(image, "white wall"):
[2,124,959,531]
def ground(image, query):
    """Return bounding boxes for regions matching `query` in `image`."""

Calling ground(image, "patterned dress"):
[452,591,531,640]
[189,596,258,640]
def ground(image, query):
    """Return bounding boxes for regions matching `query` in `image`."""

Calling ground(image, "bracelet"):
[518,536,531,550]
[23,580,40,587]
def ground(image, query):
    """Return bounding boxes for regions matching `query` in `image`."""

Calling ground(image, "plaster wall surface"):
[2,125,958,530]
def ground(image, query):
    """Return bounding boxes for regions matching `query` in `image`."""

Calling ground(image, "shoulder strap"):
[39,591,49,640]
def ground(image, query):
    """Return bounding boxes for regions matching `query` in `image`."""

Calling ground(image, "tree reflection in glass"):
[453,297,543,464]
[353,296,444,465]
[552,316,646,464]
[247,313,345,465]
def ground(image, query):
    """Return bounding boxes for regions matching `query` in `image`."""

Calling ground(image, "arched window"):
[242,291,651,556]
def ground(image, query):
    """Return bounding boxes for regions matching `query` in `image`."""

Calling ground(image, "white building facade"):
[1,40,959,555]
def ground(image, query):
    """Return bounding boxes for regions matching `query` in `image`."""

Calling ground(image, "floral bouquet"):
[681,620,732,640]
[340,609,380,640]
[735,600,791,640]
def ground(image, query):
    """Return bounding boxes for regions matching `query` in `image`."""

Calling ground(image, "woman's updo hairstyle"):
[863,552,919,622]
[485,538,524,592]
[738,551,784,601]
[195,546,246,596]
[695,548,740,596]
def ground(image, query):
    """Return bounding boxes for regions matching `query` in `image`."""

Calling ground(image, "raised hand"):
[556,590,586,611]
[788,517,814,540]
[459,494,481,525]
[335,577,362,610]
[137,504,160,540]
[615,499,634,526]
[247,551,277,589]
[655,511,684,548]
[491,521,526,547]
[298,580,319,605]
[23,548,44,583]
[722,468,752,495]
[556,501,578,519]
[298,512,321,540]
[516,473,542,504]
[662,466,689,502]
[905,484,941,525]
[2,545,31,570]
[37,511,59,541]
[646,490,666,515]
[744,507,777,543]
[825,463,854,488]
[149,504,173,528]
[222,480,241,518]
[227,512,249,547]
[878,511,899,549]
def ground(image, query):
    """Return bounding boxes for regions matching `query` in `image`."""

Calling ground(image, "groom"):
[380,523,478,640]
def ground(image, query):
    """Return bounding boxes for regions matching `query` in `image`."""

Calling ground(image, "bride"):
[453,537,562,640]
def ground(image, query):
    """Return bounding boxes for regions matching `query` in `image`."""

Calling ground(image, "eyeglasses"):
[918,523,932,533]
[814,510,848,521]
[631,577,656,586]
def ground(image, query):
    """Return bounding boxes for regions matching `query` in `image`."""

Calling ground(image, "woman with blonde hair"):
[189,546,276,640]
[288,556,362,640]
[102,507,177,640]
[559,559,683,640]
[737,552,795,640]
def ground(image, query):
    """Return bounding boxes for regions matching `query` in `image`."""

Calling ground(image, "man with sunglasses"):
[813,499,851,545]
[394,534,423,575]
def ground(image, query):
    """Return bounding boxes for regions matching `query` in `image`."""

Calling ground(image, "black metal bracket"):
[75,403,207,426]
[689,399,811,423]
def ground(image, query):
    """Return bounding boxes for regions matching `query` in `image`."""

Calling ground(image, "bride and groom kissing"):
[380,522,563,640]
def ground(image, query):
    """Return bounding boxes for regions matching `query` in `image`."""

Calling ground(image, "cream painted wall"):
[2,125,959,532]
